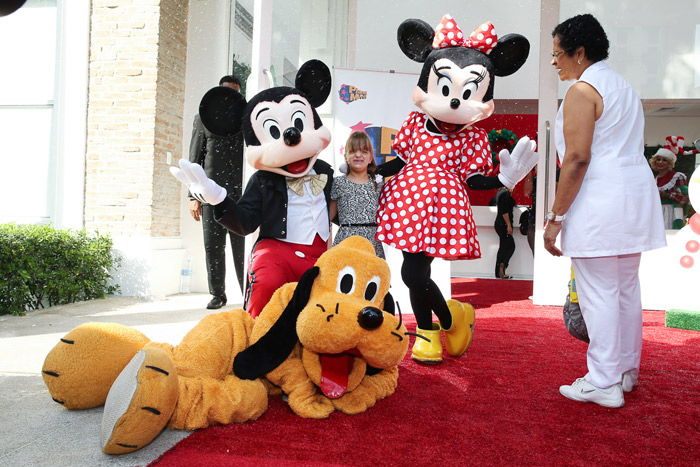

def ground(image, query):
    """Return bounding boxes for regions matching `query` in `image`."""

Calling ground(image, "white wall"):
[560,0,700,100]
[54,0,90,229]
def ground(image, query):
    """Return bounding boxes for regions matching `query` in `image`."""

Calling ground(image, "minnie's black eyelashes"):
[433,64,451,81]
[469,68,487,84]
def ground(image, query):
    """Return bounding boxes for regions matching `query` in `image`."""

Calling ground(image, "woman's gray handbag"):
[563,267,589,343]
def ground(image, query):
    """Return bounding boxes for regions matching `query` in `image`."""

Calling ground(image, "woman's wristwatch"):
[547,211,566,224]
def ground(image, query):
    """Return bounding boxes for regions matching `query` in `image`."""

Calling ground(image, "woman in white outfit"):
[543,14,666,408]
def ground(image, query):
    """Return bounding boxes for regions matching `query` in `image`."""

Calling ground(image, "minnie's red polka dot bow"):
[432,15,498,55]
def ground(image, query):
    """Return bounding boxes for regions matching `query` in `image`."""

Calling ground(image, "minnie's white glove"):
[170,159,227,205]
[497,136,539,190]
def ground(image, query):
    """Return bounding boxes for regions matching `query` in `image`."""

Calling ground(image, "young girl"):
[330,131,385,258]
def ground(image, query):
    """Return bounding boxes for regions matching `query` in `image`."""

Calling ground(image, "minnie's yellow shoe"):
[444,300,475,357]
[411,323,443,364]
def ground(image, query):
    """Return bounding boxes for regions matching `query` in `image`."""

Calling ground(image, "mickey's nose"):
[283,127,301,146]
[357,306,383,330]
[450,98,460,109]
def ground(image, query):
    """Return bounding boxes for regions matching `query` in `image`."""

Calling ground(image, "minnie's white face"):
[246,94,331,178]
[412,58,495,134]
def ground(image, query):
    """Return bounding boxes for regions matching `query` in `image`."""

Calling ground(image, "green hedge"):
[0,223,120,315]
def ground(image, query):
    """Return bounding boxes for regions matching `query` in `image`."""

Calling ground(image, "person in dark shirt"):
[188,75,245,309]
[493,187,516,279]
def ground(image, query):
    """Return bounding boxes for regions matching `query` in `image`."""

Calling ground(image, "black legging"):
[494,223,515,278]
[401,251,452,331]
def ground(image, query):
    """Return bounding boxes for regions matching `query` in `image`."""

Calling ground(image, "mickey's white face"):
[412,58,495,134]
[246,94,331,178]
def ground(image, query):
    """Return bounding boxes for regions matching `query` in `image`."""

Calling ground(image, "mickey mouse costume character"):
[376,15,538,363]
[172,60,334,318]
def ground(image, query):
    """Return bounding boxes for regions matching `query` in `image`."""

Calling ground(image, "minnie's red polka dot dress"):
[376,111,493,260]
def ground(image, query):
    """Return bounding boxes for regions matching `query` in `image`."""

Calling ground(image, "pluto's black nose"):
[358,306,384,330]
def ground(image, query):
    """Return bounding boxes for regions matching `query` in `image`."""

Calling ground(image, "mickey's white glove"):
[170,159,227,205]
[497,136,539,190]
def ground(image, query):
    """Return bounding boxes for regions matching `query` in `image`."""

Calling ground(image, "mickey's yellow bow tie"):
[286,173,328,196]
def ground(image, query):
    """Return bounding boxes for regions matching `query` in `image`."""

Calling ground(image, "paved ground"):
[0,294,241,467]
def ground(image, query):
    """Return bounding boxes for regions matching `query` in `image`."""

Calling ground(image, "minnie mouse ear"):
[397,18,435,63]
[295,60,332,108]
[490,34,530,77]
[199,86,247,137]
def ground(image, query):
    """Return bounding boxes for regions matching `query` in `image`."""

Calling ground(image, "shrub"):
[0,223,120,315]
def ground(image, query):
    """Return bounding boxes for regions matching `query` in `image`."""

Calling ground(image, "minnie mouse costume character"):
[376,15,538,363]
[172,60,334,318]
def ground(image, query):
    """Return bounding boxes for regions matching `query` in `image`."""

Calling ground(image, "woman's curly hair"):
[552,14,609,62]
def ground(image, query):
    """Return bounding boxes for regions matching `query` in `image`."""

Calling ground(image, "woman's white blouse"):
[555,61,666,257]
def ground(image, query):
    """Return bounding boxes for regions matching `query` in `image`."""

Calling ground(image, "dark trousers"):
[202,204,245,297]
[494,223,515,277]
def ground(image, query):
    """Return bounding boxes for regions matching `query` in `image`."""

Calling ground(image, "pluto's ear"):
[397,18,435,63]
[490,33,530,77]
[295,60,331,108]
[233,267,320,380]
[199,86,247,137]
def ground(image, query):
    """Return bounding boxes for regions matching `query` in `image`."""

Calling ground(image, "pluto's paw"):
[101,347,178,454]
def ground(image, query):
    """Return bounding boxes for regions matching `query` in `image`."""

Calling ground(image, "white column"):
[532,0,571,306]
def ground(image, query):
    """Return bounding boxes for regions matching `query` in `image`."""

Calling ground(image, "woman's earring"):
[577,58,581,65]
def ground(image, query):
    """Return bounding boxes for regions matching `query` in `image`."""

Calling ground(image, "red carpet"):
[151,279,700,466]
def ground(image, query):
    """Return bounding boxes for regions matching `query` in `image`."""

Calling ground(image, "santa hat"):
[654,146,676,163]
[654,136,683,163]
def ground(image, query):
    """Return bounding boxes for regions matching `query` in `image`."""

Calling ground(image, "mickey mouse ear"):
[199,86,247,137]
[295,60,332,108]
[0,0,26,17]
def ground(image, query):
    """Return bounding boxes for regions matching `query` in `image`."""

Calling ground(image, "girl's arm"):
[329,199,338,224]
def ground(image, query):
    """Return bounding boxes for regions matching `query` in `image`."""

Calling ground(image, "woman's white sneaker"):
[621,369,639,393]
[559,378,625,408]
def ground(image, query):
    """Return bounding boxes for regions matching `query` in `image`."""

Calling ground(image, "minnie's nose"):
[358,306,383,330]
[283,127,301,146]
[450,98,460,109]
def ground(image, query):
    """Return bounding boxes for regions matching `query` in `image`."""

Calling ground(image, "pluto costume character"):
[172,59,334,318]
[375,15,538,363]
[42,237,409,454]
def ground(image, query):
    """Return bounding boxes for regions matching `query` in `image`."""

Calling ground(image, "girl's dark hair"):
[552,14,609,62]
[345,131,378,191]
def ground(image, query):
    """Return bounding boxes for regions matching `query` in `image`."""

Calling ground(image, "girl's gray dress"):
[331,175,385,258]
